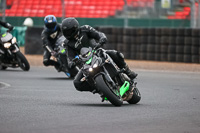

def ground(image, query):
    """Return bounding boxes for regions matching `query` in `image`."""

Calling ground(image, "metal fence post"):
[2,0,6,21]
[198,0,200,28]
[123,0,128,27]
[190,0,196,28]
[61,0,66,21]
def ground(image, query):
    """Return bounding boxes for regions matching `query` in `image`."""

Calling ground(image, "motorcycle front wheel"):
[95,75,123,106]
[16,52,30,71]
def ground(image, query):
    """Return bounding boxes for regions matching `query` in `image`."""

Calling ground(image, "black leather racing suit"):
[41,24,62,68]
[64,25,127,92]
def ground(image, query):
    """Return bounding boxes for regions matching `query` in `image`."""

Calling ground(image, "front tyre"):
[16,52,30,71]
[127,87,141,104]
[95,75,123,106]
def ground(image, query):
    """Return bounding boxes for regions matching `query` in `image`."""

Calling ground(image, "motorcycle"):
[52,36,79,78]
[73,46,141,106]
[0,32,30,71]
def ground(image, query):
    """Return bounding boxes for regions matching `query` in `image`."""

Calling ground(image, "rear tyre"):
[16,52,30,71]
[95,75,123,106]
[0,65,7,70]
[127,87,141,104]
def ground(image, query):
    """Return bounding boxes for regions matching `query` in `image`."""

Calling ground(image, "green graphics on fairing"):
[86,57,92,64]
[119,81,130,96]
[61,49,65,53]
[2,33,6,37]
[105,81,130,100]
[85,51,94,64]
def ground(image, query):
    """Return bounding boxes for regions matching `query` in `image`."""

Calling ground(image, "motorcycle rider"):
[0,20,14,58]
[41,15,68,72]
[0,20,13,34]
[61,17,138,92]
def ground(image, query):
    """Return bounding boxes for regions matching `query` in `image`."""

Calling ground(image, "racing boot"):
[124,65,138,80]
[54,63,62,72]
[61,64,72,78]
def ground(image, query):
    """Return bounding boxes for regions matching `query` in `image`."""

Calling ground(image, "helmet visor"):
[63,27,78,39]
[46,22,57,30]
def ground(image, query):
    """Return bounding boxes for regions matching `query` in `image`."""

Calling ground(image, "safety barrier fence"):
[23,27,200,63]
[98,27,200,63]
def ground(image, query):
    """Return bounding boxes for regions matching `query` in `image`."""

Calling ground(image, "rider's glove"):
[99,37,107,45]
[75,59,82,66]
[7,27,14,33]
[9,26,14,31]
[94,43,101,50]
[51,51,58,57]
[69,58,82,69]
[68,62,76,69]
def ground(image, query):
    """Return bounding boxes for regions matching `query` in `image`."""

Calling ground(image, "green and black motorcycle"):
[0,32,30,71]
[74,46,141,106]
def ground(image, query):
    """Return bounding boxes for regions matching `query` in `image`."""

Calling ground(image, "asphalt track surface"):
[0,66,200,133]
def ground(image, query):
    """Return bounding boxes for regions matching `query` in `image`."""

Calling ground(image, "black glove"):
[7,27,13,33]
[94,43,102,50]
[69,58,82,69]
[99,37,107,45]
[68,62,76,69]
[51,51,58,57]
[9,26,14,31]
[72,58,82,66]
[6,23,13,32]
[76,59,82,66]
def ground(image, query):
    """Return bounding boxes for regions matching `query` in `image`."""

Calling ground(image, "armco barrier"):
[25,27,43,55]
[24,27,200,63]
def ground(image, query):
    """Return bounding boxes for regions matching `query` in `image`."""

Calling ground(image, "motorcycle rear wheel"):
[0,65,7,70]
[127,87,141,104]
[95,75,123,106]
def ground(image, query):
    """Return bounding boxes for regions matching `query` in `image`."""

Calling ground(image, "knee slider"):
[43,60,49,66]
[73,80,82,91]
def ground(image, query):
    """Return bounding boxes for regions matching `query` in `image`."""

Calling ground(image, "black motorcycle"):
[74,47,141,106]
[52,36,79,78]
[0,32,30,71]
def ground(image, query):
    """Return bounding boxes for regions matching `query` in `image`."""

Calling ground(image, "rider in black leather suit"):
[41,15,65,71]
[0,20,14,57]
[61,17,137,91]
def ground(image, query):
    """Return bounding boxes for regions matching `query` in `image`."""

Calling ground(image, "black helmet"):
[44,15,57,32]
[61,17,79,39]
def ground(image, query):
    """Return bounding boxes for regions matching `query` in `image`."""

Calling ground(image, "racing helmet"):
[44,15,57,31]
[61,17,79,39]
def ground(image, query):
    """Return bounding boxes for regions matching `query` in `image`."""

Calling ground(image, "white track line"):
[0,82,11,89]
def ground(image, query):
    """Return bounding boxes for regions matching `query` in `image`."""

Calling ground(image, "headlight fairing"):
[92,60,100,68]
[89,67,93,72]
[93,63,98,68]
[4,43,12,48]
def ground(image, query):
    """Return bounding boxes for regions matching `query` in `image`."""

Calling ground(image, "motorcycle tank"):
[1,33,13,43]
